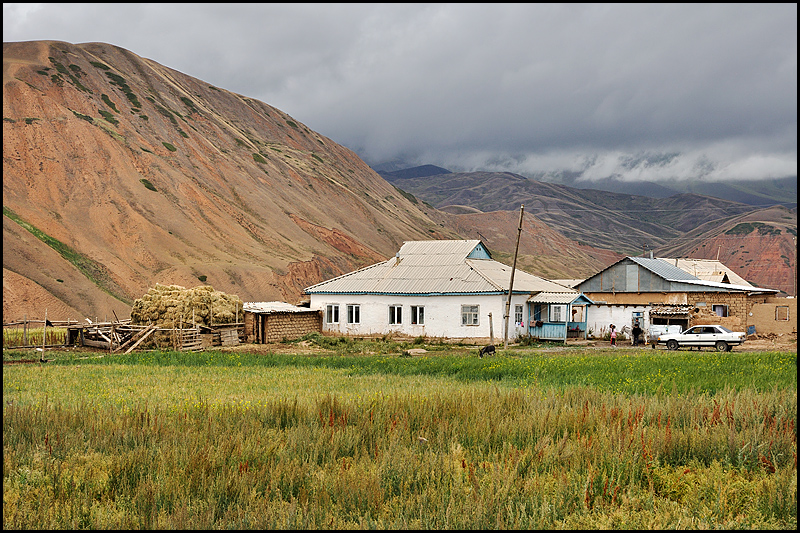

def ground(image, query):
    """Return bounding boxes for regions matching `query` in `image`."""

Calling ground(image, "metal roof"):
[596,257,778,294]
[304,239,577,295]
[657,257,752,286]
[243,301,315,313]
[628,257,700,281]
[528,292,593,304]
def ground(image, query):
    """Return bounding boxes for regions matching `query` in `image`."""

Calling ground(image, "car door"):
[699,326,717,347]
[682,326,703,346]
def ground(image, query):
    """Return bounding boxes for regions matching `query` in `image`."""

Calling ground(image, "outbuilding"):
[243,301,322,344]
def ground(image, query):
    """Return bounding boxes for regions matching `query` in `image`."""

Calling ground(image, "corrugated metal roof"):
[528,292,585,304]
[674,279,778,293]
[304,239,577,295]
[658,257,752,286]
[628,257,700,281]
[244,301,314,313]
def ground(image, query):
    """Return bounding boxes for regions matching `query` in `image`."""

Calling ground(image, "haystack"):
[131,284,243,328]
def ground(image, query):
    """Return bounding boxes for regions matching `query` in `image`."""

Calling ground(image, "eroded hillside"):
[3,40,460,319]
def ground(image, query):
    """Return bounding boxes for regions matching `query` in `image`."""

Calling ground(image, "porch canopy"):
[527,292,594,341]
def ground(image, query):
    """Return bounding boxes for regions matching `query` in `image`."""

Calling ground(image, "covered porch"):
[527,292,594,342]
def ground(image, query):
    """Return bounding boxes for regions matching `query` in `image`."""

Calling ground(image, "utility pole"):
[504,204,524,349]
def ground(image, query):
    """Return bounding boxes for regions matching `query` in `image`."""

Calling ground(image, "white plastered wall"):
[309,293,531,341]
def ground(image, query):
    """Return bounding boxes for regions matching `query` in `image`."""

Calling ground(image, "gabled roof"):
[304,239,576,296]
[627,257,700,281]
[528,292,594,305]
[657,257,752,286]
[583,256,778,294]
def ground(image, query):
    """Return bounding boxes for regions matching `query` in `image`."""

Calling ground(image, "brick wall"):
[687,292,748,329]
[245,311,322,343]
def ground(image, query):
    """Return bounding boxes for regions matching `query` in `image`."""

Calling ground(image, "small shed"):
[244,302,322,344]
[527,292,595,341]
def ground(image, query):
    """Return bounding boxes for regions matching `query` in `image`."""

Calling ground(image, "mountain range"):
[3,41,797,322]
[379,167,797,295]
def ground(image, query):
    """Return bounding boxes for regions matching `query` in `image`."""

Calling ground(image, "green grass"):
[101,94,119,113]
[3,345,795,529]
[26,345,798,395]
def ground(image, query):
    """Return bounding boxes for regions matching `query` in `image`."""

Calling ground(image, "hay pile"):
[131,284,243,328]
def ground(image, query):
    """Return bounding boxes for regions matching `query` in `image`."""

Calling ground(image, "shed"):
[243,302,322,344]
[527,292,595,341]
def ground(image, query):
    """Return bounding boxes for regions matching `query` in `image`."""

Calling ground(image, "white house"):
[304,239,591,342]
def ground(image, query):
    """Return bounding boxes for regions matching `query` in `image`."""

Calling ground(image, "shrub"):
[140,179,157,192]
[162,142,176,152]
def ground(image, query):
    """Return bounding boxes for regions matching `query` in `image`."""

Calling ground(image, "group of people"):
[609,322,644,347]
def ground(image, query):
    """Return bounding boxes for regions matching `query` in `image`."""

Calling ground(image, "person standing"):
[632,322,642,347]
[610,324,617,347]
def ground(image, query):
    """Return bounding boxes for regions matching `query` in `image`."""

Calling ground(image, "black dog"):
[478,344,496,358]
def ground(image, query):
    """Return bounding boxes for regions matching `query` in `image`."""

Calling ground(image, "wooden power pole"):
[504,204,524,349]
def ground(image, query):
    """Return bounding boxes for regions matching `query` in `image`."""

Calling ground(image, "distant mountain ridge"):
[373,163,797,207]
[382,167,797,295]
[377,165,451,180]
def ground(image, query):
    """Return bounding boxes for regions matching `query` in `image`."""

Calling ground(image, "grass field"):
[3,342,796,529]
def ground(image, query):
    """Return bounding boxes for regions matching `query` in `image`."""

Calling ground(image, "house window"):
[411,305,425,325]
[389,305,402,325]
[514,304,523,325]
[326,304,339,324]
[549,304,566,323]
[347,304,360,324]
[776,306,789,321]
[712,304,728,317]
[461,305,479,326]
[533,304,541,322]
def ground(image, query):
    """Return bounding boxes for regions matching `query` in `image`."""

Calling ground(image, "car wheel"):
[715,341,728,352]
[666,339,679,351]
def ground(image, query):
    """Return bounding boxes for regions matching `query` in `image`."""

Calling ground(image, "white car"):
[656,325,746,352]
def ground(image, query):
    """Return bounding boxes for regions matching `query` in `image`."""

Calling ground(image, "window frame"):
[461,305,479,326]
[776,306,789,321]
[549,304,567,323]
[326,304,340,324]
[712,304,729,318]
[346,304,360,324]
[389,305,402,325]
[410,305,425,325]
[514,304,523,325]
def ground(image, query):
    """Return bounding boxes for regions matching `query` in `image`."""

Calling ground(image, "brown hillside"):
[656,206,797,296]
[3,40,462,320]
[443,210,623,279]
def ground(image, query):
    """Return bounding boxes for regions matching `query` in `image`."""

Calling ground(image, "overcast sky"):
[4,3,797,183]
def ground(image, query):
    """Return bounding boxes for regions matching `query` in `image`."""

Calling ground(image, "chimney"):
[394,252,401,266]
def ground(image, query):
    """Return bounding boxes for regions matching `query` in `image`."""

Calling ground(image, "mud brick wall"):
[245,311,322,343]
[687,292,748,329]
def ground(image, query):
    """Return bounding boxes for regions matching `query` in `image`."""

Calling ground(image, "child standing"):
[610,324,617,347]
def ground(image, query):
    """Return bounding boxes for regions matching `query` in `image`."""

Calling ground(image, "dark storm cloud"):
[4,3,796,181]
